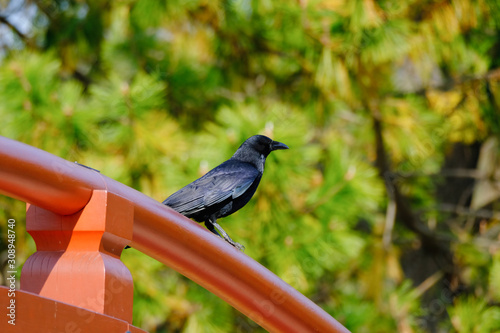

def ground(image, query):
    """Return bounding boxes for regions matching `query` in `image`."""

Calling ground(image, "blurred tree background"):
[1,0,500,332]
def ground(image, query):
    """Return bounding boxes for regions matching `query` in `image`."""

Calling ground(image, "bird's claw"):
[229,240,245,252]
[211,220,245,251]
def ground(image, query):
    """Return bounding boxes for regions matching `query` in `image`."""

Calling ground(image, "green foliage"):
[449,296,500,333]
[1,0,500,332]
[489,254,500,302]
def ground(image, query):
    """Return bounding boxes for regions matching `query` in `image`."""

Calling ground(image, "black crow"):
[163,135,289,250]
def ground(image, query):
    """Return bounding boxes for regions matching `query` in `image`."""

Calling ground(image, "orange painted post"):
[0,286,147,333]
[20,190,134,322]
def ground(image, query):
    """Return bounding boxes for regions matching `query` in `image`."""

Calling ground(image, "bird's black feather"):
[162,135,289,250]
[163,160,261,221]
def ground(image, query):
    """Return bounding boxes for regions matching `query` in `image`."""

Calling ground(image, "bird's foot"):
[211,220,245,251]
[229,240,245,252]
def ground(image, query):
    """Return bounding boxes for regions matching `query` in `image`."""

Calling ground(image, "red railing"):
[0,136,350,333]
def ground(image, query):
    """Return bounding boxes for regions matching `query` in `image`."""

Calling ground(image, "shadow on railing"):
[0,136,350,333]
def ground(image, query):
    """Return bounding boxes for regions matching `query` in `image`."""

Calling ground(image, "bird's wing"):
[163,161,260,216]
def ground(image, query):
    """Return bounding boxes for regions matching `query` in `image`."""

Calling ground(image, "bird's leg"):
[213,221,245,251]
[204,221,221,237]
[206,218,245,251]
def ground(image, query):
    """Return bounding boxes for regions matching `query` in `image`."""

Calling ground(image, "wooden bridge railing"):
[0,136,350,333]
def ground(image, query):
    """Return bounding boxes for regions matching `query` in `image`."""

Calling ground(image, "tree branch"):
[0,15,27,41]
[369,102,454,269]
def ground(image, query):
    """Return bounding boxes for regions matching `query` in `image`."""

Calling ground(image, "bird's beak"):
[271,140,289,151]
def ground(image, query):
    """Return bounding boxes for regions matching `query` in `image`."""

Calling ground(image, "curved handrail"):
[0,136,349,333]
